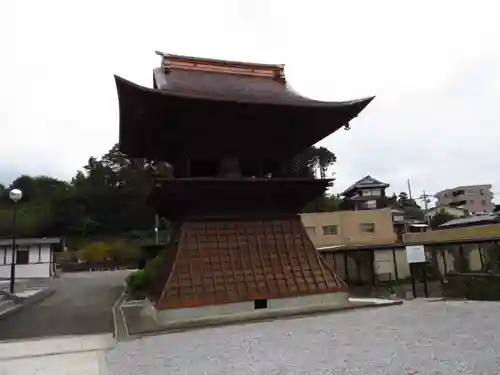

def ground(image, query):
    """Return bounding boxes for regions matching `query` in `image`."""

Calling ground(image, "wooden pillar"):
[392,247,399,281]
[493,240,500,274]
[343,252,349,282]
[356,252,363,285]
[478,243,485,270]
[333,252,339,274]
[458,244,465,272]
[441,246,448,275]
[371,251,376,286]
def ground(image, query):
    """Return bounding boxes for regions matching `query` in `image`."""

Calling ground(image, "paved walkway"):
[0,271,128,340]
[3,295,499,374]
[0,334,113,375]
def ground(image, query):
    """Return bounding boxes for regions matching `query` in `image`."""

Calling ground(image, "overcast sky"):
[2,1,500,203]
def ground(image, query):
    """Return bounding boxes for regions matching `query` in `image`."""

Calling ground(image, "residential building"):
[436,184,494,214]
[391,207,428,240]
[301,209,416,285]
[0,238,62,279]
[340,175,389,211]
[301,208,397,249]
[427,206,469,219]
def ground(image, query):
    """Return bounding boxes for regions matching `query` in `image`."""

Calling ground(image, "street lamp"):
[8,188,22,294]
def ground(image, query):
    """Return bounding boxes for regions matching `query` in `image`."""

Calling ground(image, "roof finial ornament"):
[344,123,351,131]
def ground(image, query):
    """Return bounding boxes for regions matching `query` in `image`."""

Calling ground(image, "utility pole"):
[418,190,434,231]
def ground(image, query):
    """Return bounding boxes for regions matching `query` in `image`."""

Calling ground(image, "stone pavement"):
[0,334,113,375]
[1,351,105,375]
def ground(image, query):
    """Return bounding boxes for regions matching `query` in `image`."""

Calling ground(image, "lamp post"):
[8,188,23,294]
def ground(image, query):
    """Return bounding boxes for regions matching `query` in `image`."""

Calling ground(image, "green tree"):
[430,210,456,229]
[303,193,343,213]
[280,146,336,178]
[396,191,425,220]
[0,142,338,239]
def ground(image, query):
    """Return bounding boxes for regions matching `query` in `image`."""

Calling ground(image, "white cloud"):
[1,0,500,203]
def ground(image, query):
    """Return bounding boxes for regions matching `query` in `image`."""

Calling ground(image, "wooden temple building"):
[115,52,374,323]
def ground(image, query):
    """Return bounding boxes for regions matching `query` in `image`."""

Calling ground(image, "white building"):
[0,238,61,279]
[426,206,469,218]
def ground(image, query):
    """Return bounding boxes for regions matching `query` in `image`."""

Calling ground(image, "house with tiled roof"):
[341,175,390,211]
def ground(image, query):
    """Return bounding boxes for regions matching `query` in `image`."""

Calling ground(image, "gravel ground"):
[106,300,500,375]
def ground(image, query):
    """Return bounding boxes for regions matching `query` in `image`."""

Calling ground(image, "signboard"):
[405,245,426,264]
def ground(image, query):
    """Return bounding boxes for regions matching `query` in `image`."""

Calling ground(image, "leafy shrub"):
[126,269,153,298]
[107,239,140,262]
[79,241,112,262]
[126,252,165,298]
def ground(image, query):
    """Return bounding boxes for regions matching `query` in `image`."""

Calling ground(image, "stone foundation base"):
[143,291,349,327]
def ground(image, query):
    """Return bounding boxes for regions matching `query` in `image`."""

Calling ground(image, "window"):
[361,189,381,197]
[482,200,486,205]
[480,189,484,195]
[360,222,375,233]
[366,200,377,209]
[322,225,338,235]
[305,226,316,237]
[16,246,29,264]
[393,215,404,222]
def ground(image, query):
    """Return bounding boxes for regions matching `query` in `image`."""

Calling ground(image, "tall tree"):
[0,143,338,237]
[280,146,336,178]
[430,210,456,229]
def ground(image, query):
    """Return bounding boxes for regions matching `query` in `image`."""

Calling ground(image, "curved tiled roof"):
[151,68,374,108]
[115,52,374,163]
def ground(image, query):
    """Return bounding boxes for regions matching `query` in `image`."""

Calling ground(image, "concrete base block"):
[146,292,349,328]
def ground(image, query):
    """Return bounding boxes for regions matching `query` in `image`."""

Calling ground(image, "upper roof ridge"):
[155,51,286,82]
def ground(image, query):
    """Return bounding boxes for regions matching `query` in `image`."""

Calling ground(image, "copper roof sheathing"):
[153,217,346,309]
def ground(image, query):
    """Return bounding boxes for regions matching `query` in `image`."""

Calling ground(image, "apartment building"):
[435,184,494,214]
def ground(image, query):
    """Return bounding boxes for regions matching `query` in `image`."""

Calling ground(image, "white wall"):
[0,245,52,279]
